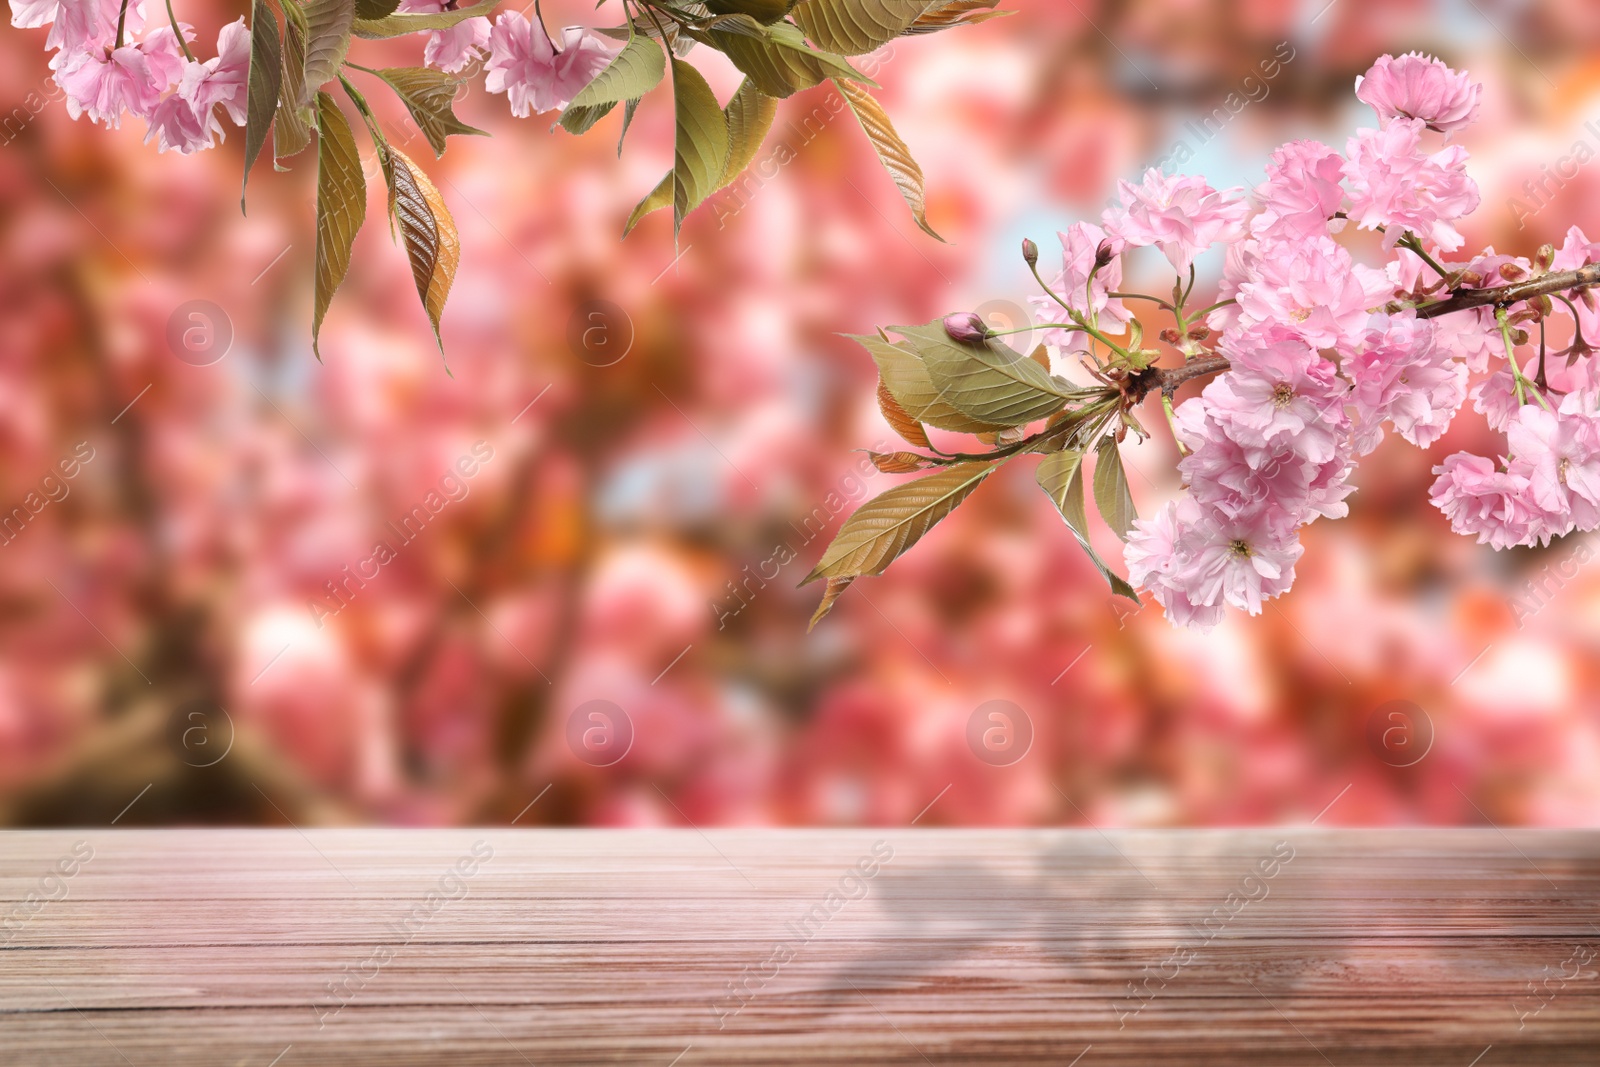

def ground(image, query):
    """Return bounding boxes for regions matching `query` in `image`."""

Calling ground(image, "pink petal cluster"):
[1029,222,1130,353]
[1345,311,1466,451]
[1356,52,1481,135]
[1249,140,1347,241]
[1103,168,1249,275]
[399,0,491,74]
[56,25,185,128]
[1127,333,1351,631]
[1343,118,1480,251]
[1230,233,1391,350]
[485,11,616,118]
[147,18,249,154]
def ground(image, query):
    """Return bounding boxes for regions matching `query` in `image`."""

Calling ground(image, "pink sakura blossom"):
[56,25,183,128]
[147,18,249,154]
[1030,221,1130,353]
[1343,118,1479,252]
[1507,402,1600,533]
[1176,403,1353,523]
[1429,452,1547,549]
[42,0,145,54]
[1203,331,1348,462]
[1356,52,1481,136]
[1102,168,1249,275]
[399,0,490,74]
[1129,497,1303,626]
[1231,234,1390,350]
[9,0,60,29]
[1344,312,1466,451]
[485,11,616,118]
[1250,139,1347,241]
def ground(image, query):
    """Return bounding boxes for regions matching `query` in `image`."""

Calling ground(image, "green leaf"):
[1092,435,1136,541]
[570,35,666,109]
[312,92,367,358]
[865,450,937,473]
[890,321,1073,426]
[716,77,776,189]
[835,77,940,240]
[1036,451,1139,601]
[705,0,793,21]
[792,0,930,55]
[300,0,354,107]
[807,575,854,630]
[617,97,641,156]
[275,0,314,163]
[624,172,673,236]
[371,67,488,157]
[354,0,399,18]
[704,16,877,98]
[559,101,617,135]
[802,461,994,585]
[381,146,460,363]
[669,57,730,236]
[353,0,497,37]
[850,330,1004,434]
[242,0,282,213]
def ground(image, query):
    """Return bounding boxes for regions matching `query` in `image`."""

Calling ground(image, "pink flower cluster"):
[11,0,248,153]
[1033,53,1539,630]
[485,11,615,118]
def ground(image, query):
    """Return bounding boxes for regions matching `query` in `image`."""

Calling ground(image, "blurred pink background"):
[3,0,1599,828]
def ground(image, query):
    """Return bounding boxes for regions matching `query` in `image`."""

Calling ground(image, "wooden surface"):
[2,829,1599,1065]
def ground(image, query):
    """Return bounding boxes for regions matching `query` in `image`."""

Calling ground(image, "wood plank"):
[1,830,1598,1064]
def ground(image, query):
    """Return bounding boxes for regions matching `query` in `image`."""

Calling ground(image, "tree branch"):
[1414,263,1600,319]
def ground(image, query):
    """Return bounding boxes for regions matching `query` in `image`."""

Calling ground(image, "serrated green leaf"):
[669,57,729,236]
[571,35,666,109]
[835,77,940,240]
[275,0,313,163]
[300,0,354,107]
[891,321,1073,426]
[354,0,399,18]
[802,461,994,585]
[242,0,282,213]
[352,0,496,38]
[559,100,617,135]
[371,67,488,157]
[381,146,459,364]
[625,76,773,235]
[1037,451,1139,601]
[793,0,930,55]
[851,330,1005,434]
[704,16,877,98]
[716,77,776,189]
[312,92,367,358]
[1092,435,1136,541]
[617,96,641,155]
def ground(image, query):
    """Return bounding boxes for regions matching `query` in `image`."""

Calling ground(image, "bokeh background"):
[3,0,1599,829]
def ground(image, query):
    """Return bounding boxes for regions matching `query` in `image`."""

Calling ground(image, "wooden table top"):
[2,828,1597,1065]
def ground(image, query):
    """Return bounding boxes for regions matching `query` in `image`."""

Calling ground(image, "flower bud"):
[1021,238,1039,268]
[1158,327,1182,345]
[1094,239,1117,269]
[1186,326,1211,341]
[1459,270,1483,288]
[943,312,992,344]
[1536,244,1556,272]
[1498,262,1526,282]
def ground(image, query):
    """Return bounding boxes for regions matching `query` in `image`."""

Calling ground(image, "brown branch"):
[1413,263,1600,319]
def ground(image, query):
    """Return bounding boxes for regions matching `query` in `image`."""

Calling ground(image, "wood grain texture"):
[2,829,1599,1065]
